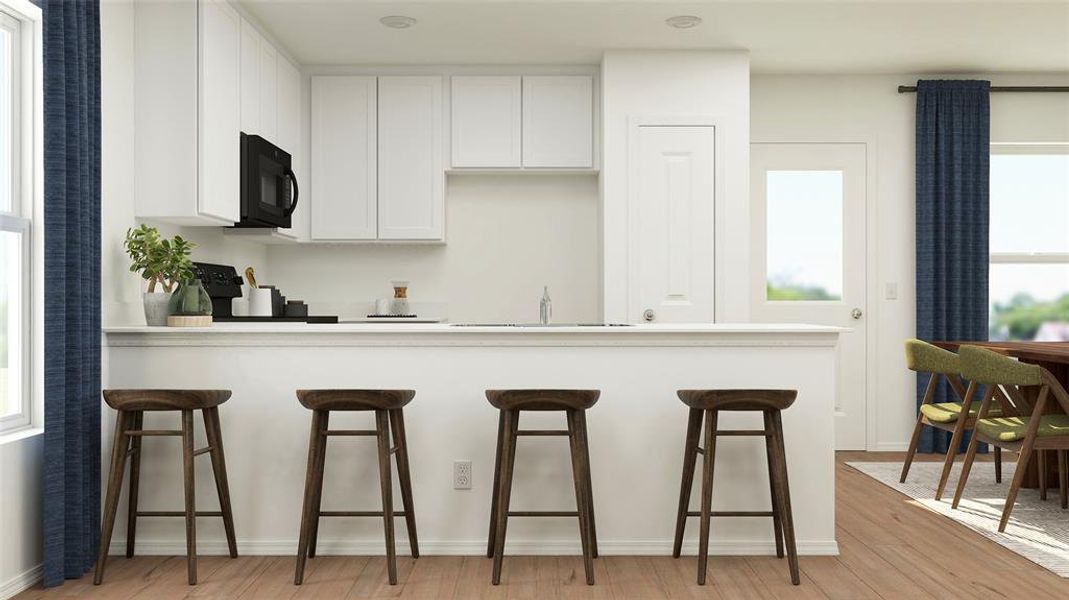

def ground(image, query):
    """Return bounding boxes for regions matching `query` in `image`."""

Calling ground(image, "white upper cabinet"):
[239,20,261,135]
[258,43,278,141]
[239,19,279,143]
[450,76,521,168]
[378,76,445,240]
[522,75,593,168]
[197,0,242,223]
[134,0,240,225]
[310,76,377,240]
[275,56,303,239]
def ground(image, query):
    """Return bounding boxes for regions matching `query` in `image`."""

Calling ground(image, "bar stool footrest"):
[685,510,775,518]
[507,510,580,517]
[318,511,409,517]
[135,511,224,517]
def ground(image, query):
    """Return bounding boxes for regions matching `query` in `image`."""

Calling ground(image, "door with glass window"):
[751,143,868,450]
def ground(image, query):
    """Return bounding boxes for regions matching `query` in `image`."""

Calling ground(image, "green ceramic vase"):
[168,278,213,316]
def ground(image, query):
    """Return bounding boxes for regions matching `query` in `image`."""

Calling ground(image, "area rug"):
[847,461,1069,577]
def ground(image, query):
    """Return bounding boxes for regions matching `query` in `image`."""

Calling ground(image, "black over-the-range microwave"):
[234,133,299,229]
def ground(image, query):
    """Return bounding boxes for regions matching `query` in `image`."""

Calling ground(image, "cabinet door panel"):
[239,19,260,134]
[198,0,241,223]
[522,75,593,168]
[378,76,444,240]
[276,56,303,239]
[259,42,278,141]
[450,76,520,168]
[311,76,377,240]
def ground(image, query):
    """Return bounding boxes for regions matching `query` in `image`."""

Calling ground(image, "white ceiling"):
[239,1,1069,74]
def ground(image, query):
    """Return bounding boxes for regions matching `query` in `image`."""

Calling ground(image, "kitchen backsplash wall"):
[266,174,600,323]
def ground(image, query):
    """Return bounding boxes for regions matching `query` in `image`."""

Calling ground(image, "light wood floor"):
[16,452,1069,599]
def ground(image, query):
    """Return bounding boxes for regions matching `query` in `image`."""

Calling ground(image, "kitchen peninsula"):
[101,323,841,557]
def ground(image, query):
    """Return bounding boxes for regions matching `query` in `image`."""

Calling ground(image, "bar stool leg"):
[202,407,238,558]
[491,410,519,585]
[1039,450,1048,501]
[1059,450,1068,509]
[181,409,198,585]
[770,410,800,585]
[567,410,595,585]
[763,411,785,559]
[672,408,703,558]
[575,410,598,560]
[94,411,131,585]
[487,410,506,558]
[697,409,718,585]
[125,411,144,558]
[295,410,326,585]
[306,411,329,559]
[375,410,398,585]
[995,447,1003,484]
[390,408,420,558]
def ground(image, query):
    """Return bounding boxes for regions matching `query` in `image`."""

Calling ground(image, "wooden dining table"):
[935,340,1069,489]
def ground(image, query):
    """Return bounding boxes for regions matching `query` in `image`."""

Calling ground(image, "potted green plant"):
[124,224,196,326]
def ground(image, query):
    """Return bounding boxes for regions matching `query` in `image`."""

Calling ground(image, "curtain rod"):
[898,85,1069,93]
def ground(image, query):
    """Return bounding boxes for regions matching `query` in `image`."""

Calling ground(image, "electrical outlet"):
[453,460,472,490]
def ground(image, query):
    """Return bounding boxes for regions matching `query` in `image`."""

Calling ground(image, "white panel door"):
[258,42,277,142]
[275,56,302,240]
[378,76,444,240]
[239,19,260,134]
[630,126,715,323]
[750,143,868,450]
[197,0,241,223]
[310,76,377,240]
[522,75,593,168]
[450,76,521,168]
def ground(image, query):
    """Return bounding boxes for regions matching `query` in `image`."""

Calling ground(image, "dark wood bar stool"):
[486,389,599,586]
[294,389,419,586]
[95,389,237,586]
[672,389,799,586]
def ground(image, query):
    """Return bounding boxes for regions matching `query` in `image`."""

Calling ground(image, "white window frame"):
[990,143,1069,267]
[0,0,42,441]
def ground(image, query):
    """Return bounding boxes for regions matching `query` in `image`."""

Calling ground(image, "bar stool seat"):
[296,389,415,410]
[294,389,419,587]
[95,389,237,586]
[103,389,231,411]
[677,389,796,411]
[673,388,799,586]
[486,389,600,586]
[486,389,599,411]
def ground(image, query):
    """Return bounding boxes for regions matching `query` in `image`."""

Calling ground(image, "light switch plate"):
[885,282,898,300]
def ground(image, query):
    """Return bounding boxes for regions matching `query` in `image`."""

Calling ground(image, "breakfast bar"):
[100,323,841,558]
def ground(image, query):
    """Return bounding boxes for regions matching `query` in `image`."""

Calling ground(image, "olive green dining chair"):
[951,345,1069,532]
[901,340,1007,500]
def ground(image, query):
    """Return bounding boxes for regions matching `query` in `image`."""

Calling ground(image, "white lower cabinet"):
[310,76,378,240]
[310,75,445,242]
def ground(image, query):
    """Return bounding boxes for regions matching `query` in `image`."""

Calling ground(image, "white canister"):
[231,297,250,317]
[248,287,274,317]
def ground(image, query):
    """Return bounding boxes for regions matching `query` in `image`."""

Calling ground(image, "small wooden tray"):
[167,315,213,327]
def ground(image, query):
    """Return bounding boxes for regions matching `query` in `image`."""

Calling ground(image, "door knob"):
[851,308,863,320]
[643,309,656,322]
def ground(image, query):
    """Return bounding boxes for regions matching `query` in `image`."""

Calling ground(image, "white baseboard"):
[0,564,42,600]
[111,538,840,557]
[871,442,909,452]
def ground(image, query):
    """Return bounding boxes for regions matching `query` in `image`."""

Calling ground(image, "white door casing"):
[750,142,868,450]
[628,123,716,323]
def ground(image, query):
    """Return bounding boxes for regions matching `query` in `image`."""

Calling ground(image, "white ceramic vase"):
[142,291,171,326]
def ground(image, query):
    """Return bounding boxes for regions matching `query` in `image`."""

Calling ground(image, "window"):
[0,0,39,437]
[989,147,1069,341]
[765,170,844,301]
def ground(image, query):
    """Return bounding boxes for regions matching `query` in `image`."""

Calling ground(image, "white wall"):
[101,0,270,327]
[751,73,1069,450]
[266,174,601,323]
[0,435,43,598]
[600,50,751,323]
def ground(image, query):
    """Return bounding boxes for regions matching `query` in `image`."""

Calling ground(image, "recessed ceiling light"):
[380,15,417,29]
[665,15,702,29]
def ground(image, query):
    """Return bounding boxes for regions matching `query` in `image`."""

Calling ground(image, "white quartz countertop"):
[104,322,845,335]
